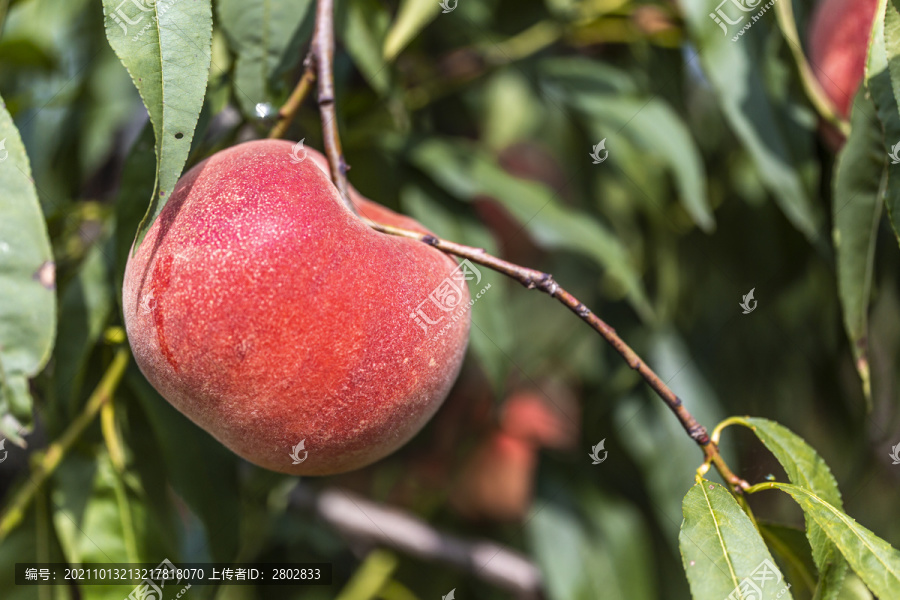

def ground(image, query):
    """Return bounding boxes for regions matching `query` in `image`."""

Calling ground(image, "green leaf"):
[0,92,56,444]
[679,0,820,239]
[679,480,793,600]
[539,58,714,232]
[760,482,900,600]
[758,522,818,596]
[0,495,68,600]
[869,0,900,246]
[101,0,213,249]
[728,417,848,598]
[832,88,885,407]
[53,450,167,598]
[53,242,114,414]
[408,138,653,320]
[218,0,313,117]
[482,70,542,150]
[836,573,874,600]
[341,0,391,94]
[127,368,241,561]
[528,488,655,600]
[382,0,441,61]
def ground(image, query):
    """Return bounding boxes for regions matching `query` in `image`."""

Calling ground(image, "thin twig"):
[364,219,750,492]
[291,485,542,597]
[311,0,355,214]
[0,347,131,540]
[269,56,317,140]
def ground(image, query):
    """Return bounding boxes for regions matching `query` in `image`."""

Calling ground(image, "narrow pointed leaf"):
[761,482,900,599]
[678,0,820,239]
[832,88,886,407]
[383,0,441,61]
[727,417,848,598]
[869,0,900,246]
[680,480,793,600]
[101,0,213,249]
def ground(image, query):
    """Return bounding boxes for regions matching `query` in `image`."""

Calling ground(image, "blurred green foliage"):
[1,0,900,598]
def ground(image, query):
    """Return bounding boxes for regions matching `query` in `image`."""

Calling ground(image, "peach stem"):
[269,57,316,141]
[311,0,355,215]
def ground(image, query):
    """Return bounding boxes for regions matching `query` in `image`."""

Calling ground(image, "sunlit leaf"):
[101,0,213,249]
[680,480,793,600]
[382,0,441,61]
[729,417,848,600]
[761,482,900,600]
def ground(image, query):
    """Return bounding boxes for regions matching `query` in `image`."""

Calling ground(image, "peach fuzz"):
[123,140,470,475]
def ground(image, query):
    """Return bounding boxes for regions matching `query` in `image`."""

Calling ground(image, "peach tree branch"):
[311,0,354,214]
[269,55,316,140]
[290,485,543,595]
[364,219,750,492]
[309,0,747,491]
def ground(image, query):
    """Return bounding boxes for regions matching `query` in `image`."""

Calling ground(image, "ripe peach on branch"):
[123,140,471,475]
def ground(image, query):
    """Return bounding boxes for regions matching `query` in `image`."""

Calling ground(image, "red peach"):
[808,0,879,119]
[451,390,577,521]
[123,140,471,475]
